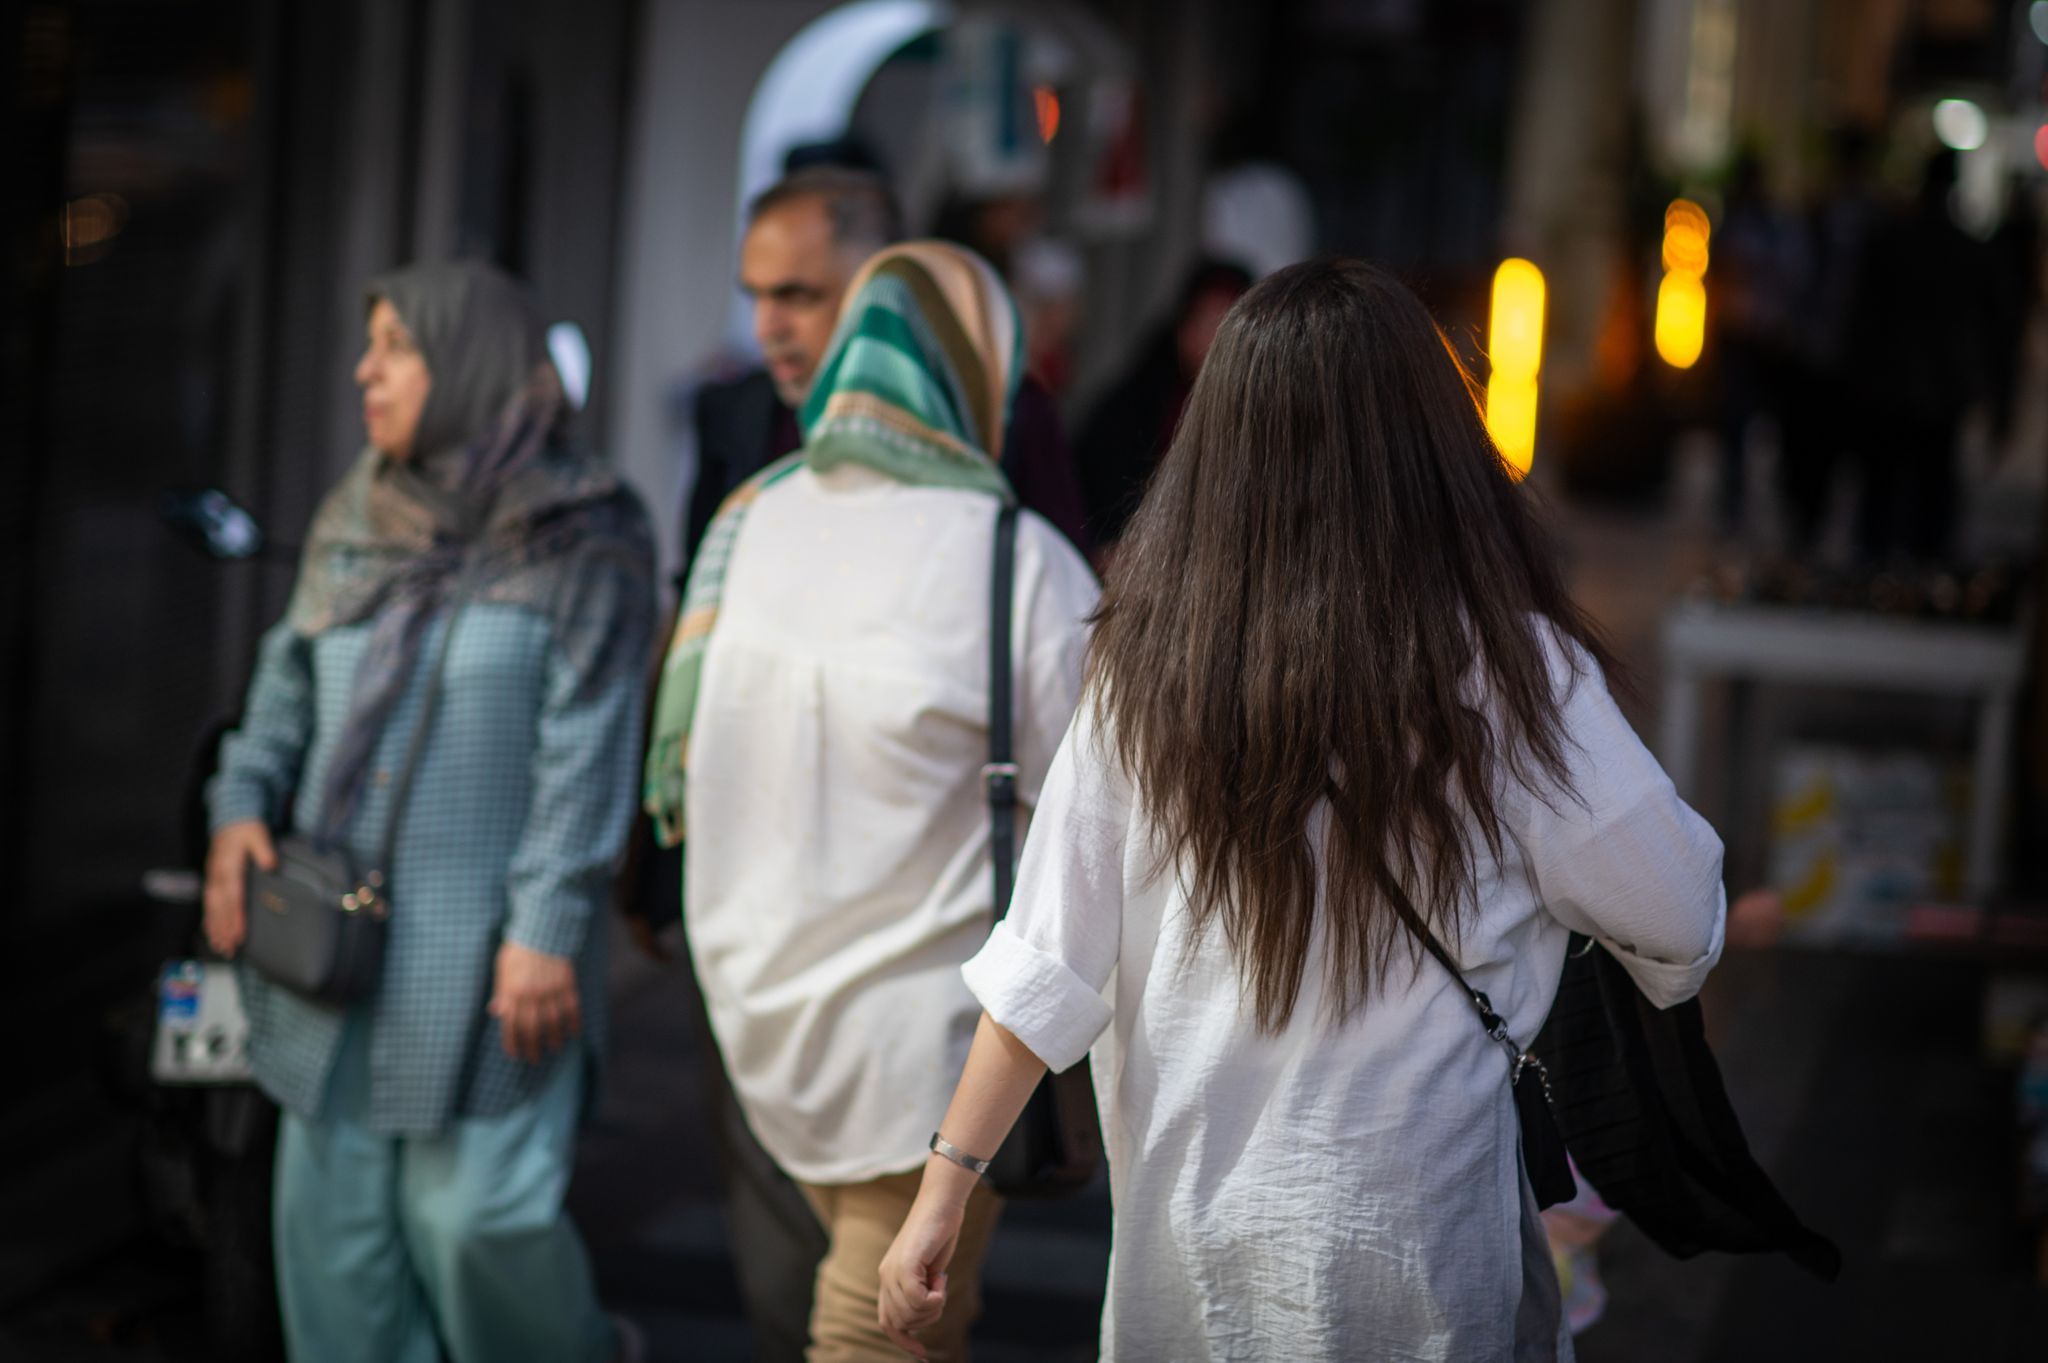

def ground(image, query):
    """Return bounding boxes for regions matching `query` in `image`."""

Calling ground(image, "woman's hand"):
[203,820,277,957]
[877,1183,968,1359]
[1726,888,1784,950]
[489,941,582,1063]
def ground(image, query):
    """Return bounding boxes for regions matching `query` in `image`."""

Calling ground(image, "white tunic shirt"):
[686,463,1098,1185]
[963,630,1727,1361]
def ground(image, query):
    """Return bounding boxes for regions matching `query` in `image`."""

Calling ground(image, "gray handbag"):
[241,575,472,1004]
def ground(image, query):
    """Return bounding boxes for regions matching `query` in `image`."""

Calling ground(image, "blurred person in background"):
[645,242,1097,1362]
[929,189,1044,281]
[1988,173,2043,454]
[686,166,900,562]
[878,259,1726,1362]
[1776,127,1885,554]
[1013,235,1085,398]
[1848,149,1995,561]
[202,261,655,1363]
[691,167,1090,567]
[1710,150,1804,538]
[1073,258,1252,552]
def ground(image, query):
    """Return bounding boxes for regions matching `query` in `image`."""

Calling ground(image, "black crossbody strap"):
[1388,898,1524,1063]
[987,503,1020,920]
[371,555,481,882]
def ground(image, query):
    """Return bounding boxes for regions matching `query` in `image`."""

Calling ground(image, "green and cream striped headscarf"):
[643,241,1023,849]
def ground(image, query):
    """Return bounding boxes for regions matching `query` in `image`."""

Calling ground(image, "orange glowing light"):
[1663,222,1709,274]
[1664,198,1709,238]
[1485,258,1545,477]
[1654,199,1710,369]
[1661,199,1711,273]
[63,193,130,266]
[1487,375,1539,479]
[1034,85,1060,144]
[2036,123,2048,171]
[1654,269,1707,369]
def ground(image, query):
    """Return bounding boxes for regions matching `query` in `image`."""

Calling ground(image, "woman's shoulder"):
[539,445,652,522]
[1523,612,1604,704]
[1015,505,1100,605]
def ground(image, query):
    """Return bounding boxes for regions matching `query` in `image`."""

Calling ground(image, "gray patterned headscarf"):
[288,260,653,848]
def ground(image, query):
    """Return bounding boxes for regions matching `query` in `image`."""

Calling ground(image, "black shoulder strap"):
[987,502,1020,920]
[1388,897,1521,1058]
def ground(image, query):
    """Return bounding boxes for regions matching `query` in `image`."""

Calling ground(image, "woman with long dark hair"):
[877,259,1725,1360]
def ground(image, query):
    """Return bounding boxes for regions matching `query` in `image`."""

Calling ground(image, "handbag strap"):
[1387,899,1529,1070]
[987,502,1020,921]
[369,555,481,883]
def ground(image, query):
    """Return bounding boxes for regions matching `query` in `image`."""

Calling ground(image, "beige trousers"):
[797,1169,1004,1363]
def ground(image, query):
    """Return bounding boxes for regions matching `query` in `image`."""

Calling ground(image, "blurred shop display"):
[939,15,1053,200]
[1659,587,2026,904]
[1768,744,1966,947]
[1688,554,2028,627]
[936,12,1150,236]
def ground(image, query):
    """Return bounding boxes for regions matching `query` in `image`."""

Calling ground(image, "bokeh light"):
[62,193,130,266]
[1034,84,1060,144]
[1485,257,1545,477]
[1486,374,1538,479]
[1931,98,1987,152]
[1662,198,1711,274]
[1654,268,1707,369]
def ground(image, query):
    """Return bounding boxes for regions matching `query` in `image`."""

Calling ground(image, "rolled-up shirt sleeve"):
[1519,631,1727,1008]
[963,701,1128,1073]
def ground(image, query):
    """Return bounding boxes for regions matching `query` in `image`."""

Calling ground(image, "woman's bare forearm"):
[921,1012,1049,1206]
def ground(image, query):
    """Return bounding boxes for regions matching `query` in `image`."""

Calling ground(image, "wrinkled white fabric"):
[963,629,1726,1361]
[687,463,1097,1184]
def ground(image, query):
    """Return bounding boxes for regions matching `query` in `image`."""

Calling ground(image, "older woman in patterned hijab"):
[205,261,652,1363]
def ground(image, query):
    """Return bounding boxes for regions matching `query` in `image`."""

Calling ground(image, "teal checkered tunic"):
[208,600,647,1134]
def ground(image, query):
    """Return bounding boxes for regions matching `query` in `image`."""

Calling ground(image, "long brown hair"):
[1089,258,1614,1031]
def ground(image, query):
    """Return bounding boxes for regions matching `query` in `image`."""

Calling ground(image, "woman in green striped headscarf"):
[648,241,1099,1358]
[643,240,1022,845]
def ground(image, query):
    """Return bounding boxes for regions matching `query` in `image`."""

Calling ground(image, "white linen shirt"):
[963,629,1728,1362]
[686,463,1098,1185]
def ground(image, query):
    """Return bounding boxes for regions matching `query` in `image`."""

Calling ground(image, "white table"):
[1658,601,2029,900]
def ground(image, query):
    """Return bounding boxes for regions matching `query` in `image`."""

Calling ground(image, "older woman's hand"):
[203,820,277,957]
[489,941,582,1063]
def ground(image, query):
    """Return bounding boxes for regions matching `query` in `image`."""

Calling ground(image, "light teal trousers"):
[271,1021,613,1363]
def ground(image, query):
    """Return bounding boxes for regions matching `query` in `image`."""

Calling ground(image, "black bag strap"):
[1388,900,1530,1072]
[369,555,480,884]
[987,502,1020,920]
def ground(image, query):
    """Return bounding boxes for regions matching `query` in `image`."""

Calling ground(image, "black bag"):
[242,836,390,1002]
[241,576,472,1004]
[1396,912,1579,1210]
[1530,935,1841,1279]
[980,503,1103,1200]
